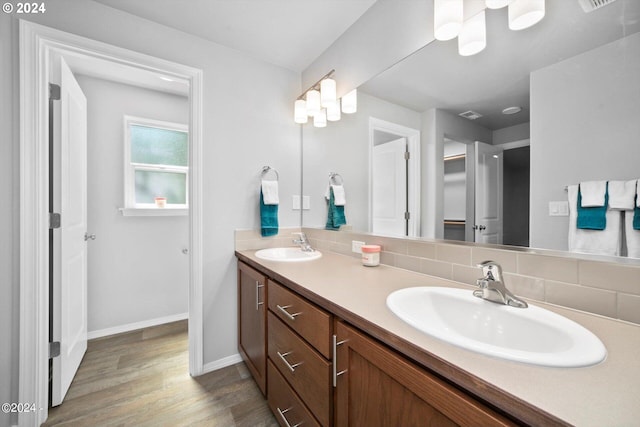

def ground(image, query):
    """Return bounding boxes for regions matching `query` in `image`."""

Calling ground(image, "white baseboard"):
[87,312,189,339]
[201,353,243,375]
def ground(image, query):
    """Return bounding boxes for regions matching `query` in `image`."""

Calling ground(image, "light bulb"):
[306,89,321,116]
[434,0,463,41]
[341,89,357,114]
[486,0,511,9]
[320,78,337,108]
[508,0,545,31]
[314,109,327,128]
[294,99,308,124]
[458,11,486,56]
[327,100,341,121]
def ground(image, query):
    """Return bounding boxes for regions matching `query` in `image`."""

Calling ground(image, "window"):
[124,116,189,212]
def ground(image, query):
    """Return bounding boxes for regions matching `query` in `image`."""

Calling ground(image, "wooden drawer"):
[268,360,321,427]
[268,312,331,427]
[268,279,332,358]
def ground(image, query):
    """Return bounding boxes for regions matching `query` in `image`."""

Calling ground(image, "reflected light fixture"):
[508,0,545,30]
[293,69,356,128]
[485,0,511,9]
[458,11,486,56]
[434,0,463,41]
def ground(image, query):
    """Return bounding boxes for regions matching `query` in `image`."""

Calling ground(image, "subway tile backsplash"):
[235,227,640,326]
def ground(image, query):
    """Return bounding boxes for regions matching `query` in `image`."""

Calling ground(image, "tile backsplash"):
[235,227,640,326]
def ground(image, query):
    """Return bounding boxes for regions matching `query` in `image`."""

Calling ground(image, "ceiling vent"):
[577,0,618,13]
[459,110,483,120]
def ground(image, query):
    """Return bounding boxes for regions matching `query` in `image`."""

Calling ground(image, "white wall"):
[75,75,189,333]
[3,2,301,418]
[302,92,421,231]
[530,33,640,250]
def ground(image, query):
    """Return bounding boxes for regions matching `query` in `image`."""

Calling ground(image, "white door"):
[51,57,88,406]
[474,141,503,244]
[372,138,407,236]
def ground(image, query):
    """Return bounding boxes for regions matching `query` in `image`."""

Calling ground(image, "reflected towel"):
[326,187,346,230]
[577,183,608,230]
[568,185,621,256]
[260,189,278,237]
[628,195,640,258]
[579,180,607,207]
[261,179,279,205]
[608,180,636,210]
[635,193,640,231]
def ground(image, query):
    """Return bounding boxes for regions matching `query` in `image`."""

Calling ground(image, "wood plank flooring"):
[43,320,278,426]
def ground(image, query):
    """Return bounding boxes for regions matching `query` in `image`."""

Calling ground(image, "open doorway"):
[20,21,204,425]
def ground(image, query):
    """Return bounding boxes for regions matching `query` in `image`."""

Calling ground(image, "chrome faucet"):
[473,260,528,308]
[292,232,314,252]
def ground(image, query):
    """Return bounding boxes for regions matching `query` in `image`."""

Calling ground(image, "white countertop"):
[237,249,640,426]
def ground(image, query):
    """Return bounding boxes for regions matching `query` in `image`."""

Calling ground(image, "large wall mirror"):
[302,0,640,262]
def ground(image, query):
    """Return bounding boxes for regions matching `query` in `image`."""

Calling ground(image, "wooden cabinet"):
[333,320,516,427]
[237,261,267,395]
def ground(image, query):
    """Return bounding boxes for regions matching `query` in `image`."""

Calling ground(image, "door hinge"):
[49,83,61,101]
[49,212,61,229]
[49,341,61,359]
[404,151,410,160]
[404,212,410,220]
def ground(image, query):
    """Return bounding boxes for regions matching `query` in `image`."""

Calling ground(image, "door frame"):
[19,21,204,426]
[368,117,421,237]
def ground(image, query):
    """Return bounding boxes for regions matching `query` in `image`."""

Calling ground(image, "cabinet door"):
[334,321,516,427]
[238,261,267,395]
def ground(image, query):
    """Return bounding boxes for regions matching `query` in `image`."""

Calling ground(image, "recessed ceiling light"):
[502,106,522,115]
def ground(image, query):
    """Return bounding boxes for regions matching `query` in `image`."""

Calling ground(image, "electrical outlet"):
[352,240,365,253]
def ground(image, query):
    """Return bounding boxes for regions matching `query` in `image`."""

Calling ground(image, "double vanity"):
[236,244,640,426]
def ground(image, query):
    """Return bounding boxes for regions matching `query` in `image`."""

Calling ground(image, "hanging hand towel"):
[577,183,609,230]
[608,180,636,210]
[330,184,346,206]
[626,193,640,258]
[260,188,278,237]
[568,185,620,256]
[326,186,346,230]
[261,179,279,205]
[635,180,640,231]
[579,181,607,207]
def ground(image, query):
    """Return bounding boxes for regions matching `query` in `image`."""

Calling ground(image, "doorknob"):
[472,225,486,231]
[84,233,96,241]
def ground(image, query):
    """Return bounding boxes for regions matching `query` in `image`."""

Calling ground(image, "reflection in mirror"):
[302,0,640,260]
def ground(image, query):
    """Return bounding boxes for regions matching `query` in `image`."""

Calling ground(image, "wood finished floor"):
[43,320,278,427]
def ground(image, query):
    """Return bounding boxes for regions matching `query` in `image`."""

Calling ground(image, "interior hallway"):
[43,321,277,426]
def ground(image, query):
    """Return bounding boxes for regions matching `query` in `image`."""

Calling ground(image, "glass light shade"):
[508,0,545,31]
[434,0,463,41]
[458,11,486,57]
[320,78,337,108]
[485,0,511,8]
[313,109,327,128]
[341,89,357,114]
[326,100,341,121]
[306,89,321,116]
[294,99,308,124]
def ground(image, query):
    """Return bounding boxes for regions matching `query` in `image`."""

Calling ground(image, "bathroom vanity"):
[236,249,640,426]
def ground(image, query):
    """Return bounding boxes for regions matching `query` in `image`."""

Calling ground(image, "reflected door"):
[474,141,503,244]
[372,138,407,236]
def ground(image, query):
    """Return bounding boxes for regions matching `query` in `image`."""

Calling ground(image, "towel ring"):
[329,172,343,186]
[261,166,279,181]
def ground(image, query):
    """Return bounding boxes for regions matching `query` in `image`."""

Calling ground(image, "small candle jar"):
[361,245,381,267]
[154,197,167,208]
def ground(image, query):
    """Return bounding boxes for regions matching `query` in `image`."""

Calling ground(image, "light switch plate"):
[549,201,569,216]
[292,195,301,210]
[352,240,365,253]
[302,196,310,210]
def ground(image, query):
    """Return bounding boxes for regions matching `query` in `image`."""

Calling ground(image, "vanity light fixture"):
[436,0,544,57]
[293,69,357,127]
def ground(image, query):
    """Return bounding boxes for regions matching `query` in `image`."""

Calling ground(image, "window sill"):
[119,207,188,217]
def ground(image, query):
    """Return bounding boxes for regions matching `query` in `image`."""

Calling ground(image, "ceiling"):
[93,0,377,72]
[361,0,640,130]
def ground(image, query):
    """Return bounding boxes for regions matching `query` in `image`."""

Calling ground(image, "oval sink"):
[255,247,322,262]
[386,287,606,367]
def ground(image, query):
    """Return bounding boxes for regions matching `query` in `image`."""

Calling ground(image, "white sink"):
[386,287,606,367]
[255,247,322,262]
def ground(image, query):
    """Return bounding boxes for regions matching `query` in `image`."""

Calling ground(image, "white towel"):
[625,212,640,258]
[324,184,346,206]
[568,185,621,256]
[637,179,640,208]
[579,180,607,207]
[608,180,637,210]
[261,180,279,205]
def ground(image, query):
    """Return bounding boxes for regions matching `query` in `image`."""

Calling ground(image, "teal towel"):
[577,183,608,230]
[326,187,346,230]
[634,194,640,230]
[260,189,278,237]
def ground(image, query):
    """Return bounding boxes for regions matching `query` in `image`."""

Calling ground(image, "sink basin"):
[386,287,606,367]
[255,247,322,262]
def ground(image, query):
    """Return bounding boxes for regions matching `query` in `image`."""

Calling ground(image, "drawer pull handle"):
[276,407,302,427]
[332,334,348,387]
[277,304,301,321]
[277,351,303,372]
[255,281,264,311]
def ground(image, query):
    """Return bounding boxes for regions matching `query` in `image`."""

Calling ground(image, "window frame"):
[123,115,189,212]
